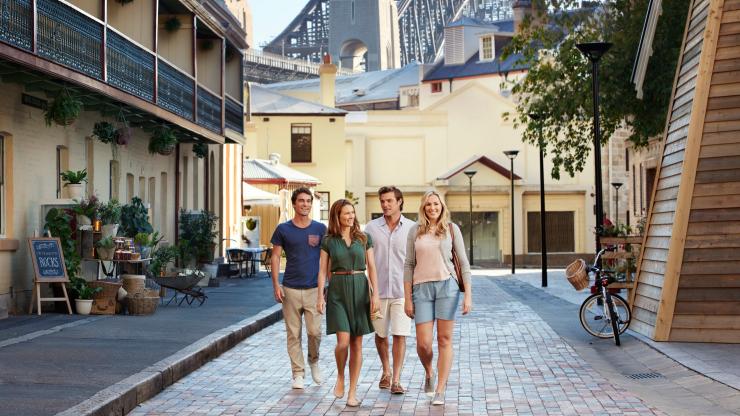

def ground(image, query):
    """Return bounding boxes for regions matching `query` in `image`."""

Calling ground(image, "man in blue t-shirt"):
[270,187,327,390]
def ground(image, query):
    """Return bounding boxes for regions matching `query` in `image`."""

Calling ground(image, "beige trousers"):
[282,286,322,377]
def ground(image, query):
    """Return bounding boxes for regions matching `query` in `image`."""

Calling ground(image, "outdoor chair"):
[225,248,248,278]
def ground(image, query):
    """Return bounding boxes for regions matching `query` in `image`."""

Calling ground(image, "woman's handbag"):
[449,225,466,292]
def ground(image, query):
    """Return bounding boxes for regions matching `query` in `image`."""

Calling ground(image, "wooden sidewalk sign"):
[27,238,72,315]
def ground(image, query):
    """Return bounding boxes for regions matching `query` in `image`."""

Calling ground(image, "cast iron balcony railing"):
[0,0,32,51]
[158,58,195,120]
[197,87,222,134]
[107,29,154,102]
[224,96,243,134]
[37,0,103,80]
[0,0,245,138]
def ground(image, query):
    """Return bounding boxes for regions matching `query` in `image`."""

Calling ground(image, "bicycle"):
[569,246,631,346]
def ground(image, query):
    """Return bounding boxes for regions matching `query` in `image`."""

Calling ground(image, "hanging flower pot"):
[45,88,82,127]
[193,142,208,159]
[116,126,131,145]
[148,126,178,156]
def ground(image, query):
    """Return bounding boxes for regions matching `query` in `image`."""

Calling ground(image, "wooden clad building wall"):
[672,0,740,342]
[633,0,740,342]
[631,0,711,338]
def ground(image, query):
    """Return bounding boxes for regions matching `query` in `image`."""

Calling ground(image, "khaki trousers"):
[282,286,322,377]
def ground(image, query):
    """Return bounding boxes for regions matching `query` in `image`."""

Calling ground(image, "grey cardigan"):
[403,222,472,286]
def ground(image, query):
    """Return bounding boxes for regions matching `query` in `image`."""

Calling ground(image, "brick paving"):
[130,278,664,415]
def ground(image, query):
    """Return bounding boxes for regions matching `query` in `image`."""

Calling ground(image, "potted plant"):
[44,88,82,127]
[116,110,132,146]
[148,245,179,277]
[95,236,115,261]
[60,169,87,200]
[92,121,122,157]
[70,277,102,315]
[73,194,100,228]
[99,199,122,238]
[193,142,208,159]
[134,231,163,259]
[121,197,154,237]
[148,126,178,155]
[179,209,218,265]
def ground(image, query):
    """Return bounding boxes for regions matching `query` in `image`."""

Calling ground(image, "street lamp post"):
[464,170,477,266]
[503,150,519,274]
[529,113,548,287]
[576,41,612,257]
[612,182,623,225]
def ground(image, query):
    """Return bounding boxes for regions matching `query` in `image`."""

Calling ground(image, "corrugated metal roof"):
[250,84,347,115]
[243,158,321,185]
[423,49,528,81]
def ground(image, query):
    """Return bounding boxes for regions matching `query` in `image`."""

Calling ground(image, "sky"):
[250,0,307,49]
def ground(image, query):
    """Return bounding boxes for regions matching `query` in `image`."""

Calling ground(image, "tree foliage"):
[502,0,690,178]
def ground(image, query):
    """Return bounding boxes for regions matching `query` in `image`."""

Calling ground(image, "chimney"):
[268,153,281,164]
[319,53,337,108]
[512,0,533,33]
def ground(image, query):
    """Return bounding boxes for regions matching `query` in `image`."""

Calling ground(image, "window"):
[480,36,493,60]
[0,135,4,236]
[291,124,312,163]
[527,211,575,253]
[431,82,442,93]
[316,191,330,221]
[56,146,69,199]
[645,167,656,211]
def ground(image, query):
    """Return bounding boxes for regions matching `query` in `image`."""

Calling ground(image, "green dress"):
[322,233,374,336]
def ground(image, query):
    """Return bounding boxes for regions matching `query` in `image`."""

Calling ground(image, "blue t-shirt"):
[270,220,327,289]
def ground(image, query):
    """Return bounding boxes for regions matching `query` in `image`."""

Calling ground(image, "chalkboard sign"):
[28,238,69,282]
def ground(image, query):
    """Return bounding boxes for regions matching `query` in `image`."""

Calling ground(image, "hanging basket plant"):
[115,110,132,146]
[164,16,182,33]
[148,126,178,156]
[92,121,118,144]
[193,142,208,159]
[45,88,82,127]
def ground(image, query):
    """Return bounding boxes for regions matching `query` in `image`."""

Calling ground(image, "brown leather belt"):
[332,270,365,275]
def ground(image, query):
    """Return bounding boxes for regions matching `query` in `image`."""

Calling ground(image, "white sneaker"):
[310,363,323,385]
[291,375,304,389]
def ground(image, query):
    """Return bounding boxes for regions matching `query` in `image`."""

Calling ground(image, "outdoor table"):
[96,258,151,280]
[242,247,266,277]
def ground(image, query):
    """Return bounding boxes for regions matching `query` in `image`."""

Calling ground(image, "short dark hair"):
[378,186,403,210]
[291,187,313,204]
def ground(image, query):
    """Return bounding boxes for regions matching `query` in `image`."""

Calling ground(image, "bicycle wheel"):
[580,293,631,339]
[579,293,613,338]
[606,294,621,346]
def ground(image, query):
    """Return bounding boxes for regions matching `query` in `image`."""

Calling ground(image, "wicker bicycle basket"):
[565,259,589,291]
[127,289,160,315]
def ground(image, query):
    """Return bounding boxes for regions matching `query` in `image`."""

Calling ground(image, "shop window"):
[316,191,330,221]
[291,124,312,163]
[0,135,5,236]
[431,82,442,93]
[527,211,575,253]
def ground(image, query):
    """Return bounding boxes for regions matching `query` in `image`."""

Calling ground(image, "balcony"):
[0,0,243,138]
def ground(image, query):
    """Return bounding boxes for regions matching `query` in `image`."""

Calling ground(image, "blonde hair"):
[327,199,367,246]
[416,190,449,238]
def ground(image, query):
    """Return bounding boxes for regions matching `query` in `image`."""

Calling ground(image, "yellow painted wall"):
[196,39,222,94]
[158,14,194,75]
[107,0,155,50]
[68,0,101,19]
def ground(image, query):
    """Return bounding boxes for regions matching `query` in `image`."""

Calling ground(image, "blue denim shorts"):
[412,277,461,324]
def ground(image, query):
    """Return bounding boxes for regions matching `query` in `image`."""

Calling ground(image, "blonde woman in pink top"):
[403,190,472,405]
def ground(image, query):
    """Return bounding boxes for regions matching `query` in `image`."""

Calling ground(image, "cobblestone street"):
[130,278,666,415]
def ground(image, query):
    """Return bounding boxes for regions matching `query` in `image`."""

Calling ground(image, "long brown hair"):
[327,199,367,246]
[416,190,450,238]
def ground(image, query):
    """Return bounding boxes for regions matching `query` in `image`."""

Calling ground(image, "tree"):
[502,0,690,179]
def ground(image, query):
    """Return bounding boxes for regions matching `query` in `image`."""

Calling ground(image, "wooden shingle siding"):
[631,0,710,338]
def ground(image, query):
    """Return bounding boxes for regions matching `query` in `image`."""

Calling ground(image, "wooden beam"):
[654,0,725,341]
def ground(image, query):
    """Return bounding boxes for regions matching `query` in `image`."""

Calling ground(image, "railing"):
[37,0,103,80]
[0,0,32,51]
[224,96,243,134]
[107,29,154,102]
[158,59,195,120]
[197,87,221,134]
[0,0,249,138]
[244,48,357,77]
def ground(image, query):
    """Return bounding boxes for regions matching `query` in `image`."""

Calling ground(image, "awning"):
[243,183,280,206]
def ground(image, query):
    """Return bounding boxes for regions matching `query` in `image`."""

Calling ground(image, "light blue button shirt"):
[364,215,413,299]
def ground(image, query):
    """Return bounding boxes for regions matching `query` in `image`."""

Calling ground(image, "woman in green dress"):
[317,199,380,407]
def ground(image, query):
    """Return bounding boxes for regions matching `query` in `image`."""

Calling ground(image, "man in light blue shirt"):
[364,186,413,394]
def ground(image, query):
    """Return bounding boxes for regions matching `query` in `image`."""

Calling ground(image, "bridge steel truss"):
[264,0,513,66]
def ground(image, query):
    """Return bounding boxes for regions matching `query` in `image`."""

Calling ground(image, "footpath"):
[0,275,279,416]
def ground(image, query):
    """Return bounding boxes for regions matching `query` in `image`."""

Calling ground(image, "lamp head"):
[528,112,543,121]
[464,169,477,179]
[503,150,519,160]
[611,182,623,190]
[576,42,612,62]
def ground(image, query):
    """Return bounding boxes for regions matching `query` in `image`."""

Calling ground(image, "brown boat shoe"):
[390,382,405,394]
[378,373,391,389]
